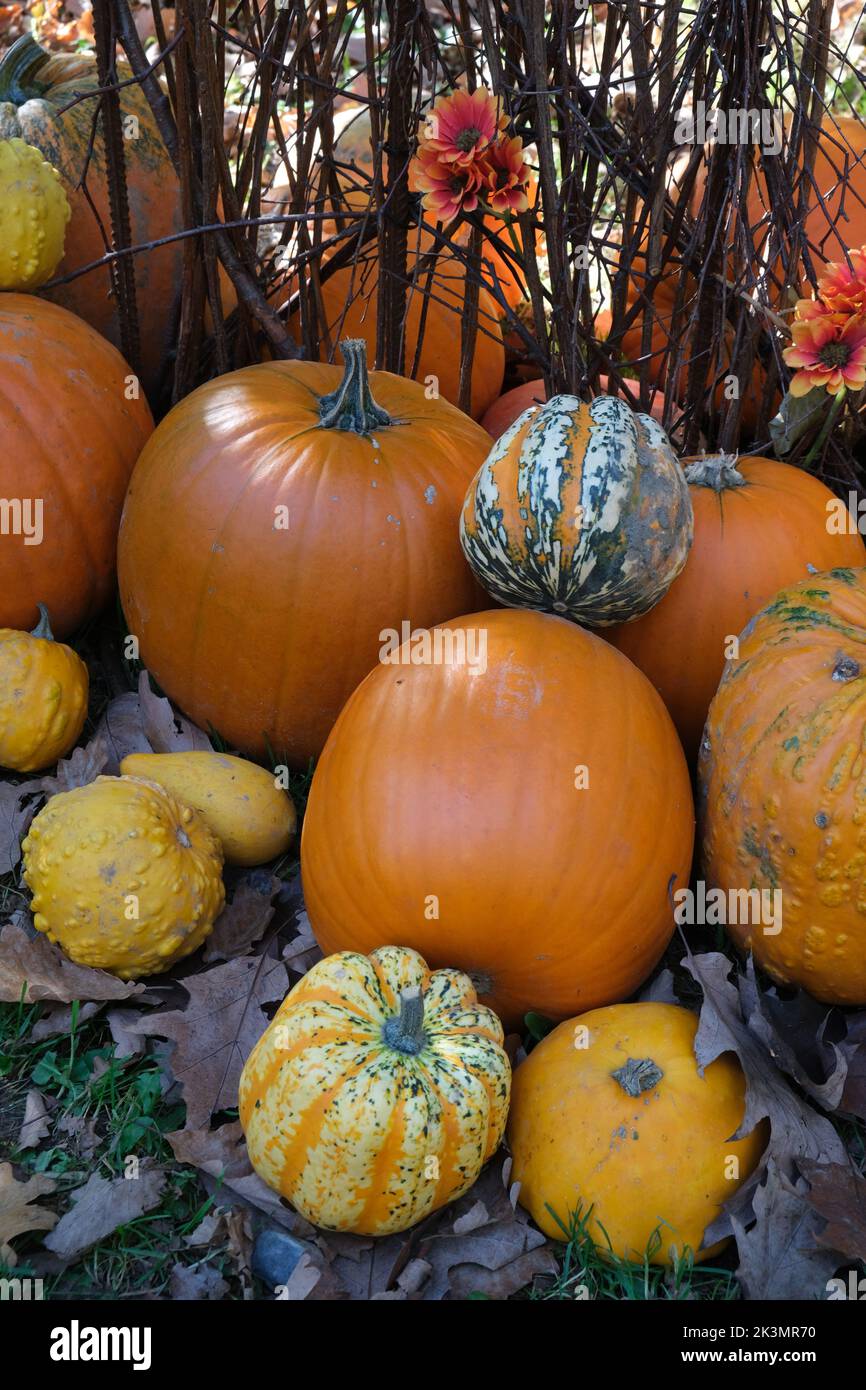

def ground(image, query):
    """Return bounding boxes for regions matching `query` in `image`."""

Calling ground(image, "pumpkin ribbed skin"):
[460,394,693,626]
[608,457,866,762]
[119,751,296,867]
[0,607,87,771]
[0,137,69,289]
[118,346,490,766]
[0,294,154,637]
[22,776,225,979]
[508,1002,767,1263]
[301,609,694,1027]
[480,377,678,440]
[238,945,510,1236]
[700,569,866,1005]
[286,248,505,421]
[0,37,182,400]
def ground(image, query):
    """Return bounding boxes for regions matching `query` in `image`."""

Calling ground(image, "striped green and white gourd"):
[460,393,694,626]
[238,945,511,1236]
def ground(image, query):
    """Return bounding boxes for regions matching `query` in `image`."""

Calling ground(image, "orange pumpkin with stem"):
[607,455,866,763]
[301,608,694,1028]
[118,340,491,767]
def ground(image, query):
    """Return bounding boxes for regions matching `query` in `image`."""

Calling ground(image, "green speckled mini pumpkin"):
[238,946,511,1235]
[700,568,866,1004]
[460,394,693,626]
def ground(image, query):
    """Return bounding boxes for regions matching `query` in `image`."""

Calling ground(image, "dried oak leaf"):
[729,1159,842,1301]
[41,736,109,794]
[203,873,283,963]
[170,1262,229,1301]
[0,1164,57,1266]
[799,1159,866,1264]
[0,779,44,874]
[17,1090,51,1151]
[683,951,848,1300]
[167,1121,315,1238]
[44,1163,166,1261]
[0,920,145,1004]
[94,690,153,774]
[138,671,211,754]
[127,954,288,1126]
[32,1001,102,1041]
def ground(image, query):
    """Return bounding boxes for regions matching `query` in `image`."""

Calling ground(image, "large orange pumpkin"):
[0,294,154,637]
[0,36,184,400]
[283,243,505,421]
[301,608,695,1028]
[608,456,866,763]
[118,340,491,767]
[700,568,866,1005]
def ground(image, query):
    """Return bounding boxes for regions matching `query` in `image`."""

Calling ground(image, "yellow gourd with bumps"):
[119,751,296,866]
[0,604,88,771]
[0,137,70,289]
[22,776,225,979]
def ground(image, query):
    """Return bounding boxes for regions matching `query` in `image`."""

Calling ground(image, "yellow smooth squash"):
[120,751,296,867]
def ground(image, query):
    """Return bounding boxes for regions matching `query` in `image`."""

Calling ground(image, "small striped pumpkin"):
[460,394,693,626]
[238,946,510,1236]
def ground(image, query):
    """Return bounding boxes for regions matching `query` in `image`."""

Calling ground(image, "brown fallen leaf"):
[184,1211,225,1247]
[0,921,145,1004]
[167,1122,316,1238]
[127,954,288,1126]
[800,1159,866,1264]
[94,690,154,774]
[282,909,322,978]
[56,1114,100,1160]
[729,1159,843,1301]
[32,1001,102,1041]
[17,1090,51,1151]
[277,1250,348,1301]
[0,779,44,874]
[41,736,109,794]
[138,671,211,754]
[170,1262,229,1300]
[0,1164,57,1266]
[203,873,282,963]
[104,1006,148,1059]
[44,1163,166,1261]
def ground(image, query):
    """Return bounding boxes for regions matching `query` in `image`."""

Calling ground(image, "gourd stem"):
[0,35,52,104]
[30,603,54,642]
[318,339,392,435]
[611,1057,664,1097]
[683,454,747,491]
[382,986,427,1055]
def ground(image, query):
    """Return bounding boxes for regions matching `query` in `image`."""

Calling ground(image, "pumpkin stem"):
[382,986,427,1056]
[0,35,53,104]
[683,454,747,491]
[611,1057,664,1096]
[318,339,393,435]
[30,603,54,642]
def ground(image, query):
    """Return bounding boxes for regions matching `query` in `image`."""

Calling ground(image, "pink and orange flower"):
[783,305,866,397]
[409,83,532,226]
[816,250,866,315]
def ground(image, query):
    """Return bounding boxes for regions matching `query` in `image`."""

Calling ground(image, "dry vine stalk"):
[74,0,862,487]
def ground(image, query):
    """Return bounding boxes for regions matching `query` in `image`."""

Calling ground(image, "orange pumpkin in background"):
[480,375,681,439]
[118,341,491,767]
[301,608,694,1028]
[607,455,866,763]
[0,294,154,637]
[0,36,188,401]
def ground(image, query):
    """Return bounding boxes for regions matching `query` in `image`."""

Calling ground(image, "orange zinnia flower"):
[480,136,531,216]
[817,249,866,315]
[422,85,504,168]
[783,307,866,397]
[409,147,484,223]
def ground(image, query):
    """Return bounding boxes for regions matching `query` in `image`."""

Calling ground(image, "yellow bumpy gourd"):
[0,137,70,290]
[23,776,226,979]
[119,751,296,866]
[0,604,88,772]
